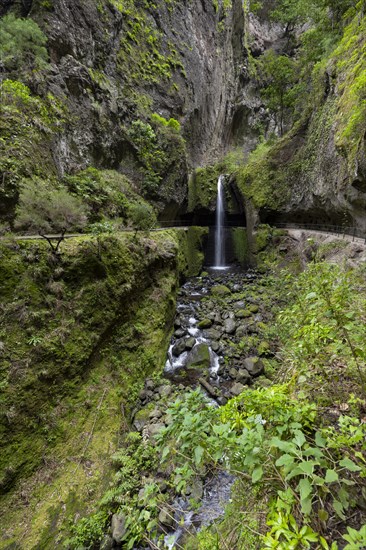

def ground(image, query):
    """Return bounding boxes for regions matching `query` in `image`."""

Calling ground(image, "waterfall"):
[213,175,227,269]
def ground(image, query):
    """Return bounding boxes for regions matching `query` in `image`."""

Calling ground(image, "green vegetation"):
[0,14,48,72]
[0,228,205,546]
[0,79,66,217]
[15,179,89,234]
[126,118,186,199]
[188,165,221,211]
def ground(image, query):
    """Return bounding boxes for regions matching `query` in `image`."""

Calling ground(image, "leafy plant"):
[0,14,48,72]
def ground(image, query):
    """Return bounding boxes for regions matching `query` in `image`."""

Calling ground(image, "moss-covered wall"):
[0,228,205,546]
[231,227,249,266]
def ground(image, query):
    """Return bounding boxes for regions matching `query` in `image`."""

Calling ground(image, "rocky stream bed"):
[110,267,277,549]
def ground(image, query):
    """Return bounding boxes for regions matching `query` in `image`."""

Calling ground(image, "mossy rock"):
[235,309,252,318]
[211,285,231,297]
[197,318,212,329]
[248,304,259,313]
[186,343,210,370]
[258,341,271,356]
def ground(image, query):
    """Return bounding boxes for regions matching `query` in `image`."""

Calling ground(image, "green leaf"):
[333,500,346,520]
[339,457,361,472]
[194,445,204,467]
[252,466,263,483]
[161,446,170,460]
[325,469,339,483]
[301,495,312,515]
[298,477,312,500]
[293,430,306,448]
[315,431,327,447]
[275,454,295,467]
[298,461,315,475]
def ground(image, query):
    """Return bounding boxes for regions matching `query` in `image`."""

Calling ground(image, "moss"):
[231,228,249,266]
[174,227,208,278]
[211,285,231,296]
[188,165,221,212]
[0,227,207,546]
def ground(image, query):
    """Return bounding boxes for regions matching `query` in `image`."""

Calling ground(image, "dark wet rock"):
[185,337,196,350]
[172,338,187,357]
[187,343,210,370]
[229,368,238,379]
[159,506,175,527]
[217,396,228,405]
[230,382,246,396]
[224,318,236,334]
[211,341,220,352]
[186,478,204,500]
[204,328,222,340]
[111,513,126,543]
[233,300,246,309]
[217,364,225,376]
[237,368,251,384]
[174,328,186,338]
[243,357,264,377]
[232,284,241,292]
[197,318,212,329]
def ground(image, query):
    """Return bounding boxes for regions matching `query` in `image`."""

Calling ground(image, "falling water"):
[213,175,227,269]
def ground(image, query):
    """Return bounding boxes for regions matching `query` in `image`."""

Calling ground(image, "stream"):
[157,266,270,547]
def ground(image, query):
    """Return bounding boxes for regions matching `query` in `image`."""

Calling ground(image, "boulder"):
[204,328,222,340]
[133,404,155,431]
[185,337,196,350]
[174,328,186,338]
[111,513,126,543]
[229,368,238,379]
[158,384,172,398]
[249,304,259,313]
[230,382,246,396]
[243,356,264,377]
[211,341,220,352]
[224,318,236,334]
[235,309,252,319]
[146,422,165,443]
[237,368,251,384]
[186,343,211,370]
[212,285,231,296]
[172,338,186,357]
[159,507,174,527]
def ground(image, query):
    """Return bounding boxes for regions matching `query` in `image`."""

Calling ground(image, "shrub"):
[0,14,48,72]
[15,179,89,234]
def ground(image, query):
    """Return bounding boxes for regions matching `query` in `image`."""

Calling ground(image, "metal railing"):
[272,222,366,242]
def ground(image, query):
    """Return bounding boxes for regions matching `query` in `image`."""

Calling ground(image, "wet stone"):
[243,356,264,377]
[111,513,126,543]
[204,328,221,340]
[186,343,211,370]
[174,328,186,338]
[172,338,186,357]
[197,318,212,329]
[185,337,196,350]
[230,382,246,396]
[224,318,236,334]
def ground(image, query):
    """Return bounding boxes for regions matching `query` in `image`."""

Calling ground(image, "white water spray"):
[213,175,227,269]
